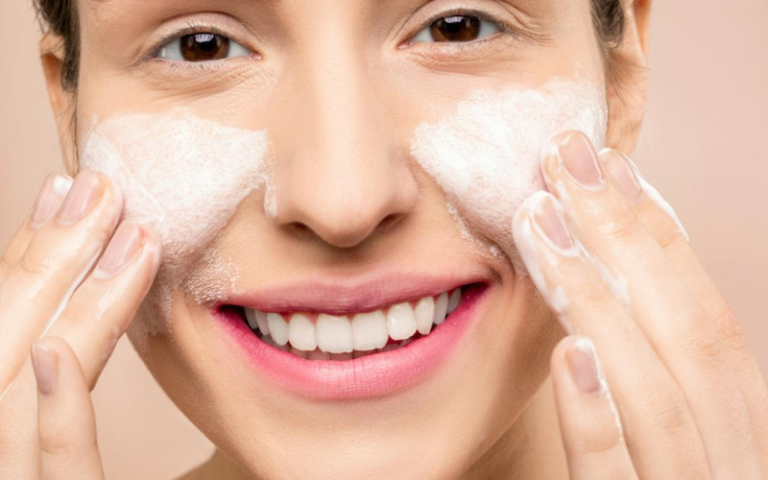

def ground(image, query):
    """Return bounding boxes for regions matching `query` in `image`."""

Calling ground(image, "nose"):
[269,48,418,249]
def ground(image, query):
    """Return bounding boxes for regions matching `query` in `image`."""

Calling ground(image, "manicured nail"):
[95,222,145,278]
[599,149,643,204]
[31,341,58,396]
[532,194,576,253]
[557,132,604,188]
[57,169,104,225]
[566,337,603,394]
[30,173,73,229]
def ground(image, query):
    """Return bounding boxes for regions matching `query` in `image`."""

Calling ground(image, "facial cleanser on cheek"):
[410,79,608,267]
[79,110,270,338]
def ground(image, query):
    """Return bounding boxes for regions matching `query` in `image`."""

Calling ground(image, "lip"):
[214,283,489,400]
[221,271,488,315]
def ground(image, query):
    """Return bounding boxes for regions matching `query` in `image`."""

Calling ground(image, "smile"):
[237,287,463,360]
[213,274,491,400]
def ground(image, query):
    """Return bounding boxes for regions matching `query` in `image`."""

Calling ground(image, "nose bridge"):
[272,29,417,248]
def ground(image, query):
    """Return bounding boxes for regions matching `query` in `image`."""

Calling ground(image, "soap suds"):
[411,78,608,269]
[79,110,270,339]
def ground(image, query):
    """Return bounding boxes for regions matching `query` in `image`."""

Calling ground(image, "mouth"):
[224,286,467,360]
[213,274,491,400]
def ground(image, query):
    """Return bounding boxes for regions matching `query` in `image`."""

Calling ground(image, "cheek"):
[79,111,270,334]
[411,79,608,266]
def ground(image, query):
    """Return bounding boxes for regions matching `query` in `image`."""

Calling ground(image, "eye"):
[412,15,501,43]
[157,32,251,62]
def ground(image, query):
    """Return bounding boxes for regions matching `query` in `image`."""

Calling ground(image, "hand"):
[0,169,161,478]
[512,131,768,479]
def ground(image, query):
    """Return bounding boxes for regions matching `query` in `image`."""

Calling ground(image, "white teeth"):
[414,296,435,335]
[245,308,259,330]
[288,313,316,351]
[245,308,269,335]
[267,313,289,346]
[447,288,461,314]
[252,287,466,357]
[352,310,389,351]
[386,302,417,340]
[434,292,449,325]
[316,314,354,353]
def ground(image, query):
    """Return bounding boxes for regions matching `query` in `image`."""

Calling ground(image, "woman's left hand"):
[512,131,768,479]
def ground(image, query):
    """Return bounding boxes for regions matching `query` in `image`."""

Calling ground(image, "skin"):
[0,0,765,479]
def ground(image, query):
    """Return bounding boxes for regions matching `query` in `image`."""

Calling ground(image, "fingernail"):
[57,169,104,225]
[95,222,145,278]
[31,342,58,396]
[532,194,576,253]
[599,149,643,204]
[566,337,604,394]
[557,132,604,188]
[30,173,74,229]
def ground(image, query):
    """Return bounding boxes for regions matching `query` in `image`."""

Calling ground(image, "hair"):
[34,0,625,92]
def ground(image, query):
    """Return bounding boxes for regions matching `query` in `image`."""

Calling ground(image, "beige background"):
[2,1,766,479]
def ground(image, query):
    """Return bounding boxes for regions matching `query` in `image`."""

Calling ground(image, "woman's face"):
[67,0,631,477]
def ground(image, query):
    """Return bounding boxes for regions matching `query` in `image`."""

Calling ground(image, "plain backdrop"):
[2,1,766,479]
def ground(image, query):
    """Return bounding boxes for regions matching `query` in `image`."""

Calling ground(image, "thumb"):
[32,337,105,480]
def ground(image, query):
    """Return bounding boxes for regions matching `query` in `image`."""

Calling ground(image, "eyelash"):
[147,24,253,62]
[408,8,512,45]
[144,7,511,66]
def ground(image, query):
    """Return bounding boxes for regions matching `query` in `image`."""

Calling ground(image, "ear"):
[40,33,78,176]
[604,0,652,155]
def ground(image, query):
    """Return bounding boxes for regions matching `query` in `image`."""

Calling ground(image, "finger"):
[551,336,638,480]
[0,173,73,284]
[0,362,41,479]
[45,221,161,387]
[32,337,105,479]
[543,131,760,478]
[600,148,768,469]
[513,191,709,480]
[0,169,123,391]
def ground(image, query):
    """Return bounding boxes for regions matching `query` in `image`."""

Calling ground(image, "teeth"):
[386,302,418,340]
[288,314,316,351]
[351,310,388,351]
[267,313,289,346]
[434,292,449,325]
[245,308,270,336]
[248,287,467,358]
[414,296,435,335]
[447,288,461,314]
[316,314,354,353]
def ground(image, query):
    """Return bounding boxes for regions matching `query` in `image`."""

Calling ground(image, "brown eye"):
[413,14,502,44]
[180,33,230,61]
[156,32,251,62]
[431,16,480,42]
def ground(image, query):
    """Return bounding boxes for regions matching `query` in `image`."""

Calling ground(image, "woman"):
[1,0,766,478]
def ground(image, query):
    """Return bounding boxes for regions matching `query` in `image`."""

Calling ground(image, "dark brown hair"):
[35,0,625,92]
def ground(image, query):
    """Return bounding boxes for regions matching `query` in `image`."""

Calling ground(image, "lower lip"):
[214,286,488,400]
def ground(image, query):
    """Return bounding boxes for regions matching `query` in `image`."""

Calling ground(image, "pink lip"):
[221,272,487,315]
[214,285,488,400]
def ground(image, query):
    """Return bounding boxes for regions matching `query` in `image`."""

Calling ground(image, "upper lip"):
[218,268,492,315]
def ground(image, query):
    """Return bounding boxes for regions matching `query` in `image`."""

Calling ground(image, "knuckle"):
[17,253,49,277]
[598,203,644,245]
[683,327,729,371]
[714,308,751,360]
[646,387,691,434]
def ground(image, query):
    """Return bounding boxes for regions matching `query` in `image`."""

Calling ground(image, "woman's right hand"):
[0,169,161,479]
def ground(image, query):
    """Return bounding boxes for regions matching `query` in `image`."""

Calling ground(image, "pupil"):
[180,33,230,61]
[430,15,481,42]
